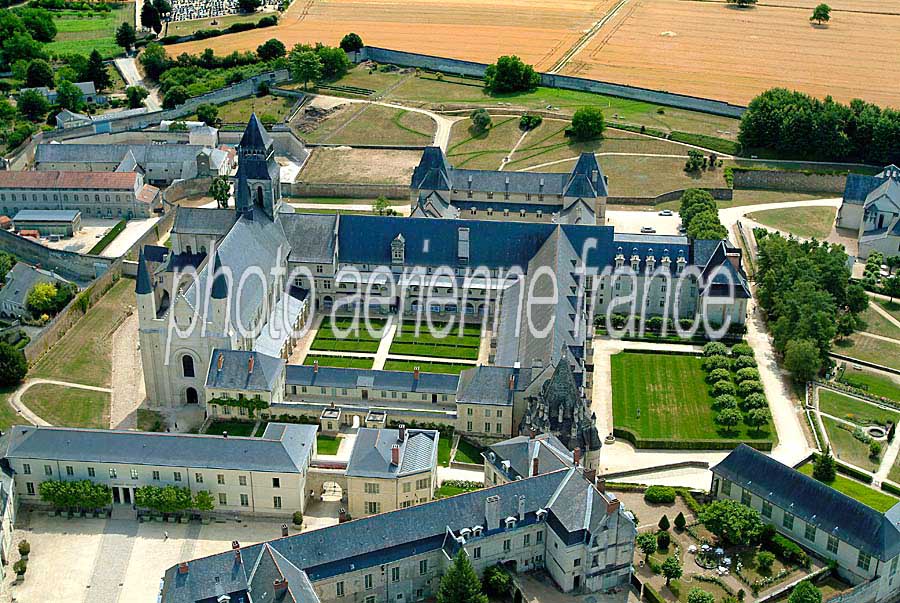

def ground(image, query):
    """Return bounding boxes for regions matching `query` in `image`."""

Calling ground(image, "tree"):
[483,55,540,94]
[687,210,728,240]
[25,59,54,88]
[656,529,671,549]
[658,514,670,531]
[482,565,512,599]
[18,8,57,43]
[196,103,218,126]
[886,256,900,275]
[812,446,837,482]
[340,32,364,53]
[192,490,214,511]
[26,282,59,315]
[757,551,776,572]
[86,50,112,92]
[1,32,48,70]
[116,22,137,50]
[714,408,742,432]
[674,511,686,531]
[126,85,149,108]
[470,108,492,132]
[162,85,188,109]
[140,2,162,35]
[661,555,682,586]
[727,0,758,5]
[745,407,771,434]
[636,532,657,560]
[316,46,351,79]
[257,38,286,61]
[209,176,230,209]
[16,89,49,122]
[372,196,391,215]
[436,551,488,603]
[684,149,705,172]
[835,312,859,340]
[55,80,84,112]
[884,275,900,302]
[0,342,27,387]
[869,439,882,459]
[810,3,830,24]
[688,589,716,603]
[290,50,323,89]
[789,581,822,603]
[238,0,262,12]
[140,43,169,81]
[570,106,605,141]
[784,338,820,382]
[700,499,764,546]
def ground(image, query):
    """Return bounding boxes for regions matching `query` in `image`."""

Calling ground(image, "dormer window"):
[473,526,483,537]
[505,517,516,529]
[391,234,405,265]
[536,509,548,521]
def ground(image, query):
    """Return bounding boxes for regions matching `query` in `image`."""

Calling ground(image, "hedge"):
[644,584,666,603]
[668,131,739,156]
[764,533,809,568]
[881,481,900,496]
[613,427,773,452]
[87,219,126,255]
[644,485,676,504]
[835,461,874,484]
[675,488,704,514]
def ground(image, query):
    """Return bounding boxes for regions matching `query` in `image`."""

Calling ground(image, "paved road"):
[10,378,113,427]
[114,57,162,111]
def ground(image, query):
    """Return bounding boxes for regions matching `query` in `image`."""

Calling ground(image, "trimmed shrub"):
[703,355,731,371]
[757,551,775,572]
[736,367,760,382]
[765,533,809,568]
[704,342,728,356]
[731,343,753,357]
[644,485,676,504]
[659,514,670,531]
[713,380,737,396]
[714,394,739,410]
[734,355,757,369]
[742,392,768,410]
[708,368,732,384]
[13,559,26,575]
[18,540,30,556]
[738,380,764,396]
[656,530,671,549]
[674,511,687,530]
[292,511,303,526]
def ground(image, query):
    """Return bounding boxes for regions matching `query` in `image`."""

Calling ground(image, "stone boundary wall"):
[0,229,113,282]
[355,47,746,118]
[286,182,408,199]
[164,177,214,204]
[732,169,849,193]
[219,127,309,160]
[608,187,732,206]
[603,460,710,481]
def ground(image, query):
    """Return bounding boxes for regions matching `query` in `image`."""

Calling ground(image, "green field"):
[834,334,900,371]
[44,6,133,58]
[821,416,879,472]
[838,370,900,402]
[818,389,899,425]
[137,409,165,432]
[21,383,109,429]
[876,299,900,323]
[30,278,134,388]
[0,386,28,432]
[301,104,435,146]
[303,355,374,369]
[746,206,836,240]
[205,420,255,437]
[454,438,484,465]
[310,318,385,353]
[611,352,774,445]
[317,434,340,455]
[437,437,451,466]
[797,463,897,512]
[206,94,297,124]
[389,326,481,361]
[382,359,471,375]
[859,303,900,341]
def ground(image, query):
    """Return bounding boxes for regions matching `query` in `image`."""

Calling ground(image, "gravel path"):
[109,312,146,429]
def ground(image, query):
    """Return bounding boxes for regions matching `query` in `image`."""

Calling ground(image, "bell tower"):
[234,113,281,221]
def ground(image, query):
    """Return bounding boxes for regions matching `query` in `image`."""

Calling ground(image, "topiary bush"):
[707,368,732,384]
[736,367,760,382]
[714,394,739,410]
[703,355,731,371]
[738,380,764,396]
[713,380,737,396]
[704,342,728,357]
[743,392,768,410]
[18,540,30,557]
[656,530,671,549]
[731,343,753,357]
[734,355,757,369]
[644,485,676,504]
[13,559,26,575]
[292,511,303,526]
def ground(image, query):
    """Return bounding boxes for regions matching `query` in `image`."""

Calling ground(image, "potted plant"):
[17,540,30,560]
[292,511,303,530]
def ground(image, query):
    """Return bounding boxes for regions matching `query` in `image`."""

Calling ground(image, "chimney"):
[413,366,420,380]
[726,251,741,271]
[217,353,224,371]
[573,447,581,467]
[596,477,606,493]
[232,540,240,550]
[517,495,525,521]
[399,424,406,442]
[274,579,288,592]
[606,498,620,515]
[313,360,319,374]
[508,374,515,391]
[484,495,501,530]
[529,428,536,439]
[281,524,289,537]
[232,540,241,563]
[584,469,598,485]
[391,444,400,466]
[178,562,189,575]
[532,457,539,477]
[248,356,254,374]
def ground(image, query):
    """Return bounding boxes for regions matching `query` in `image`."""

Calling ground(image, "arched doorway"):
[321,481,343,502]
[185,387,198,404]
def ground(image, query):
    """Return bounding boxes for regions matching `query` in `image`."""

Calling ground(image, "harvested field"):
[168,0,613,71]
[563,0,900,106]
[298,147,422,184]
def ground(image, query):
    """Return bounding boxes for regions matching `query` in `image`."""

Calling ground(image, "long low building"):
[160,467,636,603]
[11,209,82,237]
[0,170,161,219]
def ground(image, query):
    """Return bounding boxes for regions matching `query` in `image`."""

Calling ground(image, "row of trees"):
[38,480,112,510]
[678,189,728,240]
[755,231,867,379]
[134,485,214,514]
[738,87,900,165]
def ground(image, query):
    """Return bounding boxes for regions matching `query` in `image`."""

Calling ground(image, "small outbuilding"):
[12,209,82,238]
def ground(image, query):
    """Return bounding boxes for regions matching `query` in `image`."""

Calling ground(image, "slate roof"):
[206,349,285,392]
[564,153,608,198]
[0,424,317,474]
[345,428,438,478]
[842,166,900,206]
[240,113,274,151]
[487,433,574,480]
[12,209,81,222]
[285,365,459,394]
[712,445,900,560]
[456,365,525,406]
[173,207,238,236]
[0,262,71,311]
[136,249,152,295]
[279,213,337,263]
[35,143,212,167]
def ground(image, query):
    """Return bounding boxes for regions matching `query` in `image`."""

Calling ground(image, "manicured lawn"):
[382,360,471,375]
[819,389,899,425]
[317,434,340,455]
[310,318,385,353]
[820,416,879,472]
[30,278,134,388]
[205,420,255,437]
[164,13,261,37]
[654,190,822,212]
[437,437,452,466]
[0,386,30,432]
[611,352,773,445]
[208,94,297,124]
[447,117,524,170]
[859,303,900,340]
[746,206,836,240]
[253,421,269,437]
[137,409,166,432]
[834,334,900,371]
[21,383,109,429]
[797,463,897,512]
[44,6,133,58]
[891,460,900,485]
[454,438,484,465]
[838,370,900,402]
[389,321,481,360]
[303,355,374,369]
[435,481,482,499]
[876,299,900,323]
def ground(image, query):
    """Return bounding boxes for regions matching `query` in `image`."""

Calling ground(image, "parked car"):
[659,210,673,216]
[640,226,656,234]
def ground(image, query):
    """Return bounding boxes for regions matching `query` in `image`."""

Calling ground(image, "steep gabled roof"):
[240,113,274,151]
[487,433,574,480]
[205,349,284,392]
[564,153,607,198]
[410,146,452,191]
[345,428,439,478]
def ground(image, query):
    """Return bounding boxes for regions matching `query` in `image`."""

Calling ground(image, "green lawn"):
[611,352,774,445]
[30,278,134,388]
[859,303,900,340]
[834,334,900,371]
[797,463,897,512]
[0,385,30,432]
[21,383,109,429]
[818,389,899,425]
[310,318,385,353]
[876,299,900,323]
[317,434,340,455]
[746,206,836,240]
[44,6,133,58]
[302,104,435,146]
[839,370,900,403]
[388,327,481,361]
[164,13,260,37]
[205,420,255,437]
[437,437,452,466]
[382,360,471,375]
[303,355,374,369]
[206,94,297,124]
[435,481,482,499]
[137,409,166,432]
[821,416,879,472]
[891,460,900,485]
[454,438,484,465]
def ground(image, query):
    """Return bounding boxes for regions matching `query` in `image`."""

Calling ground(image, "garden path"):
[9,379,112,428]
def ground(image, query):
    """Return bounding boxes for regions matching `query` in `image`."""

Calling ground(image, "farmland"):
[45,5,134,58]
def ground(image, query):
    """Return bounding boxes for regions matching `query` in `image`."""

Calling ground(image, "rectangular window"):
[66,466,74,476]
[890,556,897,576]
[761,501,772,518]
[273,496,282,509]
[131,469,139,480]
[858,551,871,571]
[403,482,411,493]
[524,534,531,546]
[109,468,117,479]
[741,490,752,506]
[783,513,794,530]
[195,473,204,483]
[22,463,30,475]
[503,539,511,552]
[239,476,247,486]
[272,477,280,488]
[473,547,481,559]
[416,478,430,490]
[152,470,160,481]
[827,534,839,555]
[420,560,428,575]
[88,467,95,478]
[496,423,502,433]
[219,493,227,505]
[536,531,543,544]
[574,559,581,567]
[217,474,225,485]
[467,421,473,431]
[365,574,373,590]
[240,494,249,507]
[336,581,345,597]
[174,472,182,482]
[805,523,816,542]
[721,480,731,496]
[44,465,52,476]
[391,566,400,582]
[484,423,491,433]
[365,483,380,494]
[365,501,381,514]
[26,482,35,495]
[366,597,375,603]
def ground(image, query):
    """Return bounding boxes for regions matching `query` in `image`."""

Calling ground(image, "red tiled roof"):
[136,184,160,204]
[0,171,138,190]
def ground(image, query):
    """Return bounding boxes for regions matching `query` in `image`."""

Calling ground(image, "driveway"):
[113,57,162,111]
